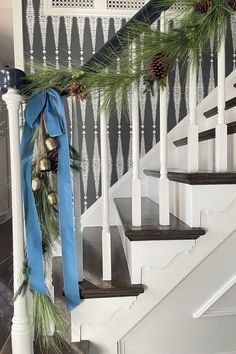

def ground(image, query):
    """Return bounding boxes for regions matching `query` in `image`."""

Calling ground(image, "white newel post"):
[187,57,198,172]
[2,88,33,354]
[100,91,111,280]
[131,41,141,227]
[215,30,227,172]
[159,13,170,226]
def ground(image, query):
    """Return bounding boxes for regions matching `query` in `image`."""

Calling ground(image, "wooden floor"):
[0,219,13,351]
[0,335,90,354]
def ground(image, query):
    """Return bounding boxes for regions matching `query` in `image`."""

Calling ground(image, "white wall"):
[0,97,11,223]
[0,0,14,67]
[0,0,13,222]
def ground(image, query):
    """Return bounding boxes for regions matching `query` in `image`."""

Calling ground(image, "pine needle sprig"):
[34,174,60,253]
[12,250,29,303]
[33,292,74,353]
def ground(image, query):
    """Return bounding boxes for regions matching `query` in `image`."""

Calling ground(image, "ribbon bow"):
[21,89,80,311]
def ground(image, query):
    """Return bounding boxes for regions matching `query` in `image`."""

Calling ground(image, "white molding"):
[44,0,146,18]
[117,339,125,354]
[13,0,24,70]
[212,352,236,354]
[202,307,236,318]
[193,274,236,319]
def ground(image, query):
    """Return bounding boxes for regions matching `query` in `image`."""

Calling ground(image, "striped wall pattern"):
[22,0,236,213]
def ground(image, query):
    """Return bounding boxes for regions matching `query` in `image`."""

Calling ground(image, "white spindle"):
[131,41,142,227]
[72,97,83,281]
[187,57,198,172]
[159,12,170,226]
[100,91,111,281]
[2,88,33,354]
[215,31,227,172]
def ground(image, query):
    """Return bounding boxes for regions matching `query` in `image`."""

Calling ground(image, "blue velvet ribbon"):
[21,89,80,312]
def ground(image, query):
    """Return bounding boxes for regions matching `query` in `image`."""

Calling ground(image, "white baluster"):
[159,13,170,226]
[72,97,83,281]
[100,91,111,281]
[215,31,227,172]
[131,41,141,227]
[2,88,33,354]
[187,57,198,172]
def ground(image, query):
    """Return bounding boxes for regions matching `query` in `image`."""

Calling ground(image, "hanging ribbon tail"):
[21,89,80,311]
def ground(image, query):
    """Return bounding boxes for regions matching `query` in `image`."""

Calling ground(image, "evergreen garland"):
[22,0,234,113]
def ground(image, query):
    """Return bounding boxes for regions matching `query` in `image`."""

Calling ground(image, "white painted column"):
[159,13,170,226]
[100,91,111,281]
[131,42,142,227]
[2,88,33,354]
[187,57,198,172]
[215,31,227,172]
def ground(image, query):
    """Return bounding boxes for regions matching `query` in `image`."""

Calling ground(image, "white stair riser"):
[71,296,136,342]
[147,176,236,227]
[118,225,195,283]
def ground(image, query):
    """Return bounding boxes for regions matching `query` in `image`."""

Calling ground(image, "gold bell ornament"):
[31,176,41,192]
[47,192,57,206]
[45,137,57,152]
[39,158,51,172]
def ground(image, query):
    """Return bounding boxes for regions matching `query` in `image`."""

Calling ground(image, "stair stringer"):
[72,197,236,354]
[80,69,236,229]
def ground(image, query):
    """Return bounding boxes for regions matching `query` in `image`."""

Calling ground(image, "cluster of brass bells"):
[32,137,58,206]
[39,137,57,173]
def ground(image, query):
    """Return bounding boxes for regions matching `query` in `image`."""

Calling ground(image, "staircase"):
[69,68,236,353]
[2,1,236,354]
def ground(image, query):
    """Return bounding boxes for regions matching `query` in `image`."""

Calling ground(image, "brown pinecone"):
[194,0,213,13]
[150,52,169,82]
[229,0,236,11]
[47,148,58,174]
[70,81,87,101]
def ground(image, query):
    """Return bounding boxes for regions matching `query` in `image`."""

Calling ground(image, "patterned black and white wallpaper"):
[22,0,236,213]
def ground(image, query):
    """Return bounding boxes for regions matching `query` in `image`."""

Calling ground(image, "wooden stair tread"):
[144,169,236,185]
[204,96,236,118]
[53,226,144,299]
[173,121,236,147]
[114,197,205,241]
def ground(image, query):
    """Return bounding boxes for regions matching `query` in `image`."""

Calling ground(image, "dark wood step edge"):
[204,96,236,118]
[114,198,205,241]
[173,120,236,147]
[144,169,236,185]
[80,285,144,299]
